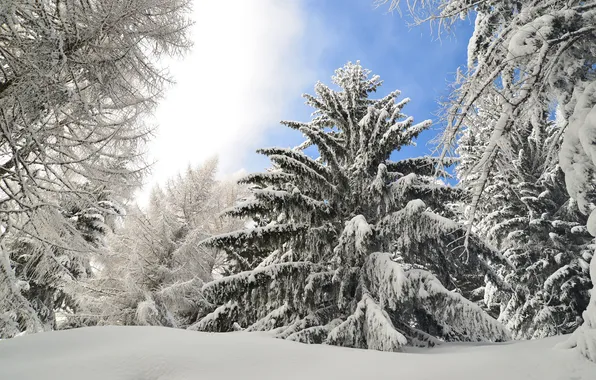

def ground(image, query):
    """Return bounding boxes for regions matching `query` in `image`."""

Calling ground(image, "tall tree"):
[457,95,593,339]
[192,62,509,351]
[378,0,596,361]
[0,0,192,338]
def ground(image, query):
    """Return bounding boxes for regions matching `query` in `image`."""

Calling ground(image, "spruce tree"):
[457,95,593,339]
[376,0,596,360]
[191,62,509,351]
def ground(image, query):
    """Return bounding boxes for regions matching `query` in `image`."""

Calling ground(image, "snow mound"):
[0,326,594,380]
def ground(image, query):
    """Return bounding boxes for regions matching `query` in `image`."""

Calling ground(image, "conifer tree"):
[378,0,596,361]
[73,159,244,328]
[457,95,593,339]
[2,186,125,334]
[192,62,509,351]
[0,0,192,338]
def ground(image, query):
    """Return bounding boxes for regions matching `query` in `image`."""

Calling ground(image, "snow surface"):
[0,326,594,380]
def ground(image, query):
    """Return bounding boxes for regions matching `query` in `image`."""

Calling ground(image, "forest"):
[0,0,596,377]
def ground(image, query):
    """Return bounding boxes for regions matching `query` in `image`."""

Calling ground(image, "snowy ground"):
[0,326,594,380]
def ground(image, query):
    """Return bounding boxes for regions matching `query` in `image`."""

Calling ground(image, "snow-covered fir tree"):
[191,62,510,351]
[72,159,245,328]
[457,95,593,339]
[378,0,596,361]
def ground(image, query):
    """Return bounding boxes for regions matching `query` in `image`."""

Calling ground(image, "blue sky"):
[143,0,474,200]
[248,0,474,172]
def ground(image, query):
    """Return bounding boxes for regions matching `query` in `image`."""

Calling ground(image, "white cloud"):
[140,0,327,202]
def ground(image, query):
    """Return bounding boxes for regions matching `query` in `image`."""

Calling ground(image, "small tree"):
[74,159,245,328]
[192,62,509,351]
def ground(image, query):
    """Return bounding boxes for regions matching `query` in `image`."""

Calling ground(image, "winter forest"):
[1,0,596,379]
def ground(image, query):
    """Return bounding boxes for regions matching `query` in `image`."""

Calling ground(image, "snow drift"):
[0,326,594,380]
